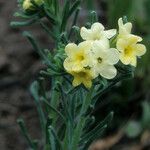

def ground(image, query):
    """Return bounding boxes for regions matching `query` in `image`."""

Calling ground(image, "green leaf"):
[71,26,82,43]
[80,112,113,145]
[57,84,73,122]
[82,125,107,150]
[14,11,39,19]
[44,0,52,7]
[61,0,70,31]
[49,128,56,150]
[71,117,86,150]
[45,118,52,150]
[23,31,43,56]
[43,6,57,24]
[17,118,38,150]
[30,81,46,134]
[89,11,98,24]
[59,32,68,44]
[69,0,81,17]
[69,7,81,38]
[39,21,57,40]
[43,100,66,123]
[49,126,63,149]
[83,116,95,133]
[10,18,38,27]
[23,31,57,71]
[53,0,59,15]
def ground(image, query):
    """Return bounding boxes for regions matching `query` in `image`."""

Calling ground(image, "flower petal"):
[64,58,82,72]
[127,35,142,44]
[134,44,146,56]
[63,58,72,71]
[78,41,92,52]
[124,23,132,34]
[130,56,137,67]
[83,80,92,88]
[120,53,131,65]
[118,18,124,28]
[91,22,105,31]
[73,77,81,87]
[118,18,132,35]
[80,23,105,41]
[104,29,117,39]
[117,38,128,52]
[92,39,110,56]
[65,43,78,57]
[80,27,92,40]
[100,65,117,79]
[105,48,119,65]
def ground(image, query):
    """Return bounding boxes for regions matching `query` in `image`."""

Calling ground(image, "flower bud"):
[23,0,43,11]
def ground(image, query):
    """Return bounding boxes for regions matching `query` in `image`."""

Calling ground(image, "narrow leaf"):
[17,118,38,150]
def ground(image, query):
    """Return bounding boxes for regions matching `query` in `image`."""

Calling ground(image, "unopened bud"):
[23,0,43,11]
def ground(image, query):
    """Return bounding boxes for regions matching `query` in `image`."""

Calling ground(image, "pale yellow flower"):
[64,41,93,72]
[63,41,97,88]
[80,22,116,41]
[91,39,119,79]
[23,0,43,11]
[117,35,146,66]
[117,18,146,66]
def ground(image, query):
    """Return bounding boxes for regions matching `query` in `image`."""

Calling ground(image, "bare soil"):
[0,1,48,149]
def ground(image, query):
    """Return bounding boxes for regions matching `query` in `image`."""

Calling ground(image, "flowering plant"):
[11,0,146,150]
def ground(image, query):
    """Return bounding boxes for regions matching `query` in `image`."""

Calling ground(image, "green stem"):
[50,77,61,127]
[81,87,94,115]
[71,87,94,150]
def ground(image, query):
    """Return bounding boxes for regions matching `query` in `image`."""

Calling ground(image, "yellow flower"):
[117,18,146,66]
[80,22,116,41]
[91,39,119,79]
[117,35,146,66]
[63,41,96,88]
[64,41,93,72]
[70,69,95,88]
[23,0,43,11]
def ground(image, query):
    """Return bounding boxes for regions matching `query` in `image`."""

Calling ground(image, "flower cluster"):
[64,18,146,88]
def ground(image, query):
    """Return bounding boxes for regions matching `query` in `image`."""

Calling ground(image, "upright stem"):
[72,87,94,150]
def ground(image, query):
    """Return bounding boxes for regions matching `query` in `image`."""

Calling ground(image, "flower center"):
[77,55,84,61]
[97,57,103,63]
[78,71,87,77]
[124,46,132,56]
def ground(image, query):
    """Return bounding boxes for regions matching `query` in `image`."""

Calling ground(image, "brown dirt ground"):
[0,1,51,149]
